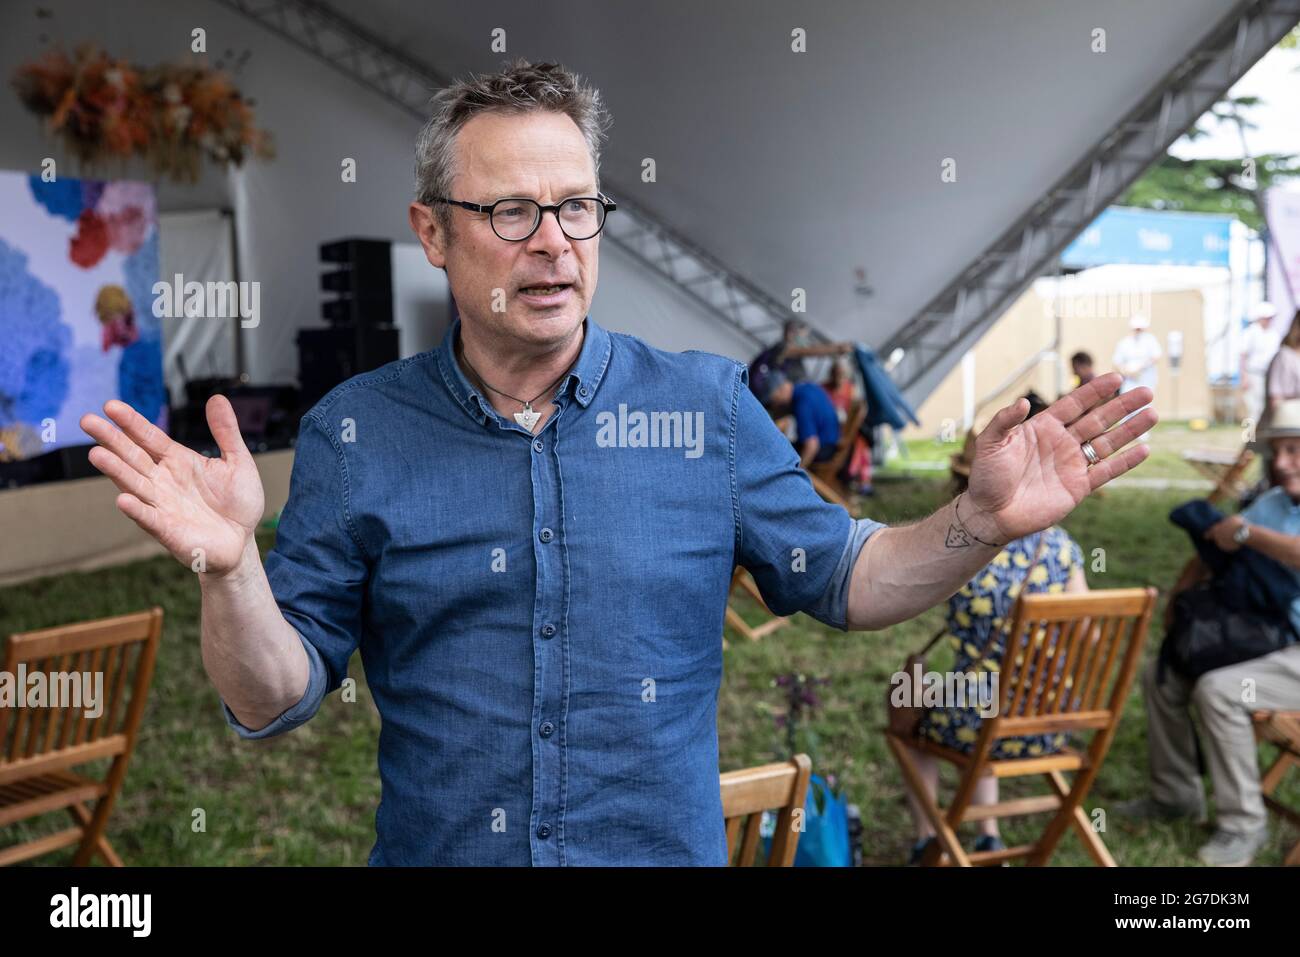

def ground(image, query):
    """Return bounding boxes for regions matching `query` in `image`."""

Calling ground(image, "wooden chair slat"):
[724,815,741,863]
[737,813,764,866]
[1044,617,1084,714]
[106,640,132,734]
[1087,616,1127,712]
[75,646,106,747]
[1062,619,1103,713]
[53,651,78,752]
[8,614,161,659]
[1006,620,1037,718]
[11,685,31,762]
[38,653,66,755]
[960,794,1060,821]
[90,644,120,743]
[1021,617,1058,717]
[1077,614,1118,710]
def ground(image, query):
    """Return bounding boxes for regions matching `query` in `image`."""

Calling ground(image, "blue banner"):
[1060,206,1232,269]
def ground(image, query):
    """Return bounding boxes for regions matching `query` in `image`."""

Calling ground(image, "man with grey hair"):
[80,59,1157,866]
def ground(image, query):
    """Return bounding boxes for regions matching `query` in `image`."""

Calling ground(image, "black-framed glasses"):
[433,193,617,241]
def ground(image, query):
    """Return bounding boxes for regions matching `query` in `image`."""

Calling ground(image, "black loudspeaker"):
[296,325,400,410]
[58,443,98,480]
[320,238,393,326]
[296,238,401,412]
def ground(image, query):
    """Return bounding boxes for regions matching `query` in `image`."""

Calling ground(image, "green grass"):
[2,480,1297,866]
[885,421,1260,485]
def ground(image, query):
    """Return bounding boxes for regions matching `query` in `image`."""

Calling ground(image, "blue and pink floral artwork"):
[0,170,164,462]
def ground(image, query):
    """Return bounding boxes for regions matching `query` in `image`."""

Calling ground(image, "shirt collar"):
[1255,485,1300,515]
[436,313,611,427]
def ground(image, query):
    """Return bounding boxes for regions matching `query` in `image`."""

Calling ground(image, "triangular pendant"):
[514,404,541,431]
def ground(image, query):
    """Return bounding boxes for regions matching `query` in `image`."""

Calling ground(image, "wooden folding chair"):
[887,588,1157,866]
[1252,709,1300,866]
[720,754,812,866]
[725,566,790,643]
[0,608,162,866]
[1182,446,1255,505]
[810,401,868,504]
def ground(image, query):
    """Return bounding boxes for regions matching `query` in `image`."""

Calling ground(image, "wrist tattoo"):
[947,491,1006,549]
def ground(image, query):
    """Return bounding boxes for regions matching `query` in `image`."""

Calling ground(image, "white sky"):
[1169,44,1300,161]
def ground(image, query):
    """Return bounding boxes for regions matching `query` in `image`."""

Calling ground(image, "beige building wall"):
[903,286,1208,440]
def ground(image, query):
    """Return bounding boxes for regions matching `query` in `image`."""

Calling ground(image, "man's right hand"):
[80,396,265,577]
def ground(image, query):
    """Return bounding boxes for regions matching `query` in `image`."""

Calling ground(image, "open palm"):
[80,396,264,574]
[966,372,1157,542]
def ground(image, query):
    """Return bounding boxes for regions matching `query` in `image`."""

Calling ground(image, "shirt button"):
[537,822,552,839]
[579,386,589,398]
[539,527,554,543]
[533,438,544,453]
[541,623,557,638]
[539,721,555,737]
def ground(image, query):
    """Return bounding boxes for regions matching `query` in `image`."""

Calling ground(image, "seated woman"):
[904,404,1088,864]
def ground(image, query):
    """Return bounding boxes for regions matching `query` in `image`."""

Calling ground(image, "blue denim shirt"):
[221,314,885,865]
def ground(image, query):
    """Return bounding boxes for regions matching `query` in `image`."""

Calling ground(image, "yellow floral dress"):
[915,526,1084,759]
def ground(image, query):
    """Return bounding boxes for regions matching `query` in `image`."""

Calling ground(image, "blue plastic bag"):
[760,773,851,866]
[795,774,851,867]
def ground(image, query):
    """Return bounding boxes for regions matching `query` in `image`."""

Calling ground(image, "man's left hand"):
[964,371,1156,543]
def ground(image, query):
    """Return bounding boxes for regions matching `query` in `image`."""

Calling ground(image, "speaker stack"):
[298,238,401,410]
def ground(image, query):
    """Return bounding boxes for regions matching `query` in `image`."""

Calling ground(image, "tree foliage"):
[1119,80,1300,232]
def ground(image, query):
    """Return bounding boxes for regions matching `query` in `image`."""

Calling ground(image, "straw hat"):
[1261,398,1300,442]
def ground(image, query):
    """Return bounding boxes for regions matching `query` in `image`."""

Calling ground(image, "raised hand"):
[965,371,1157,543]
[80,396,265,576]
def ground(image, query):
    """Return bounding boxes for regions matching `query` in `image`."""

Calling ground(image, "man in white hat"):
[1112,314,1161,439]
[1113,314,1161,393]
[1240,301,1279,429]
[1124,397,1300,865]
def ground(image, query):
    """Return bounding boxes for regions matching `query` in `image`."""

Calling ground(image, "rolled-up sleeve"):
[731,364,886,630]
[221,634,330,738]
[221,410,370,738]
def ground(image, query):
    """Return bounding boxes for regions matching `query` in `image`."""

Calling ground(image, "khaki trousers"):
[1142,642,1300,833]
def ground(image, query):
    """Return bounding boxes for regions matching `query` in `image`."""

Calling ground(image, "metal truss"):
[212,0,815,349]
[882,0,1300,401]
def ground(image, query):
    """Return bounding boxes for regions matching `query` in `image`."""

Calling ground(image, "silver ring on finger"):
[1081,440,1100,467]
